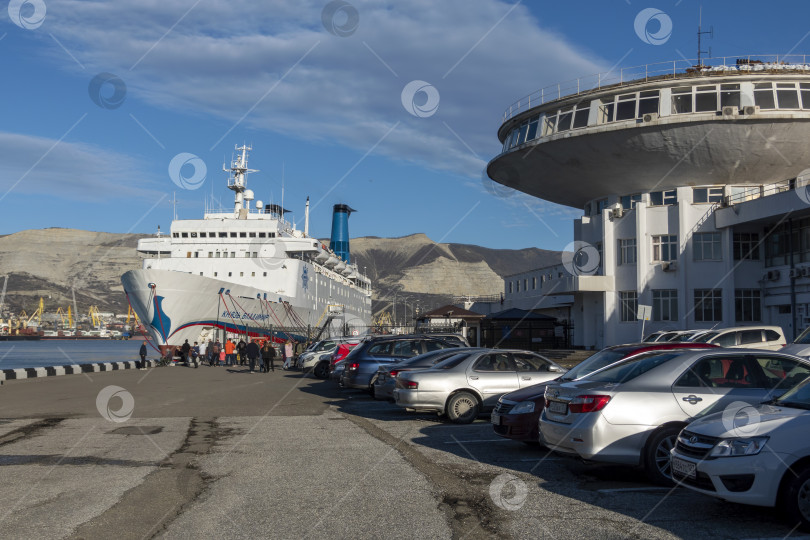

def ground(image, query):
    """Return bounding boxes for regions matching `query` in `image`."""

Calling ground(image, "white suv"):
[692,326,786,351]
[671,376,810,531]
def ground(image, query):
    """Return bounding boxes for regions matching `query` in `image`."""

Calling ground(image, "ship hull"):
[122,269,369,348]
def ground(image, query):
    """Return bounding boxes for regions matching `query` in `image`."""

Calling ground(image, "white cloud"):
[42,0,608,180]
[0,132,157,202]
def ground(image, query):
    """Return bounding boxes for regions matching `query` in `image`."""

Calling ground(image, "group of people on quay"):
[139,337,303,373]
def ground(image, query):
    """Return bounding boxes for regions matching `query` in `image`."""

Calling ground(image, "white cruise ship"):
[121,145,372,350]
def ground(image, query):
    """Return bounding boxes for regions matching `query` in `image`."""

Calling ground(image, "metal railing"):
[502,54,810,123]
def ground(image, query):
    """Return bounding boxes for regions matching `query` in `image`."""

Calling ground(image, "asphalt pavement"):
[0,364,806,539]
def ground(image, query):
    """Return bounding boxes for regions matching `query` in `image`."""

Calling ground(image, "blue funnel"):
[330,204,355,263]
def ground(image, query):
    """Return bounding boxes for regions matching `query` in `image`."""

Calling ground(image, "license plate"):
[672,457,696,480]
[491,413,501,425]
[548,400,567,415]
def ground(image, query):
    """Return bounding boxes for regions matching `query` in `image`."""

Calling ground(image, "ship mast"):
[224,145,258,218]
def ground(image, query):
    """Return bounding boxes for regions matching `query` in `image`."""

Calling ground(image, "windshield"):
[794,326,810,345]
[642,333,660,342]
[433,352,474,370]
[581,352,681,384]
[692,332,718,343]
[313,341,335,352]
[776,377,810,410]
[561,349,626,381]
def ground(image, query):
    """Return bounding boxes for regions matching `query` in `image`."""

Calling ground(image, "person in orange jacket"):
[224,338,236,366]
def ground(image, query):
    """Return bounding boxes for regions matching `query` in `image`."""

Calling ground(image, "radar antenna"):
[223,144,259,215]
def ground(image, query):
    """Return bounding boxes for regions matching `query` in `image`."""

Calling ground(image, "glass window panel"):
[671,91,692,114]
[526,119,539,140]
[638,96,659,116]
[543,114,557,135]
[720,84,741,108]
[601,102,614,123]
[695,90,718,112]
[518,122,529,143]
[755,89,776,109]
[777,88,801,109]
[557,109,573,132]
[616,99,636,120]
[573,107,589,128]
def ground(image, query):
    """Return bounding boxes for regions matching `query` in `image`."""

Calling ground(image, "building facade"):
[488,56,810,349]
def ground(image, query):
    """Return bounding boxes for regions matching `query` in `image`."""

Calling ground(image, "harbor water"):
[0,340,152,370]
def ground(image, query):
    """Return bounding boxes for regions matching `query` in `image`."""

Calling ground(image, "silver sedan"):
[393,349,566,424]
[540,349,810,484]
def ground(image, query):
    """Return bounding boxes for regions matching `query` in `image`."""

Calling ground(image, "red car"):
[492,342,718,444]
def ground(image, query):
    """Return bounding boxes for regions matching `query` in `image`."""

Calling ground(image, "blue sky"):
[1,0,809,251]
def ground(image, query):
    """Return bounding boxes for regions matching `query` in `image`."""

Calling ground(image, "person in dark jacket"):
[181,339,191,366]
[261,340,276,373]
[139,342,148,370]
[246,338,260,373]
[237,339,247,366]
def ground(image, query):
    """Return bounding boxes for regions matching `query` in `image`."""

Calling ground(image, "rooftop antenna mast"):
[697,6,713,67]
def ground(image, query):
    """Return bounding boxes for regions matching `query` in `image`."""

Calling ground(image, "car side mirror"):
[548,365,564,373]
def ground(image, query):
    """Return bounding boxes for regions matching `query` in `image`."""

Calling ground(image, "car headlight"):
[510,401,535,414]
[709,437,769,458]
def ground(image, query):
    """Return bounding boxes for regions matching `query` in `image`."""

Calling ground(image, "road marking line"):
[597,487,671,493]
[444,439,509,444]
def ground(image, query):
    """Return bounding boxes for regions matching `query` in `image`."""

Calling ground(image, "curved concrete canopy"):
[487,116,810,208]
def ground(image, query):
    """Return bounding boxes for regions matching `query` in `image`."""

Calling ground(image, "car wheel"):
[783,466,810,532]
[313,362,329,379]
[643,426,681,485]
[446,392,480,424]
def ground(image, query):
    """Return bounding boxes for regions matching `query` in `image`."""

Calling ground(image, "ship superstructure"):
[122,145,372,348]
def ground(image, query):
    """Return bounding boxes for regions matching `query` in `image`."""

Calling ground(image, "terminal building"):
[487,56,810,349]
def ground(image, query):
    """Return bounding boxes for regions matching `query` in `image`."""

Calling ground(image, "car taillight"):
[389,370,399,378]
[396,379,417,389]
[567,395,611,414]
[347,362,359,371]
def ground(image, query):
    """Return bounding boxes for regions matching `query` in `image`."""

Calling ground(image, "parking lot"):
[0,366,805,539]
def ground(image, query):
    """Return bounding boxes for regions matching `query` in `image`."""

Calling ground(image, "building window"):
[230,232,237,238]
[251,272,255,277]
[652,235,678,262]
[214,272,218,277]
[181,232,188,238]
[239,232,247,238]
[721,83,741,108]
[695,85,719,112]
[231,252,235,258]
[754,82,776,109]
[263,272,267,277]
[653,289,678,322]
[172,233,179,238]
[193,252,199,258]
[595,199,608,215]
[524,279,528,291]
[694,232,721,261]
[618,238,637,265]
[253,252,258,258]
[228,272,232,277]
[650,190,677,206]
[734,233,760,261]
[671,86,693,114]
[508,282,513,294]
[218,232,227,238]
[239,272,244,277]
[620,194,642,211]
[249,232,256,238]
[516,280,520,292]
[215,252,221,258]
[693,187,724,203]
[208,252,213,258]
[259,232,266,238]
[735,289,762,322]
[694,289,723,322]
[532,277,537,289]
[199,232,206,238]
[619,291,638,322]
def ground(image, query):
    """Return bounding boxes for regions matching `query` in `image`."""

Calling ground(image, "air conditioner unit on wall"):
[662,261,677,272]
[802,266,810,278]
[768,270,781,281]
[611,207,624,220]
[721,106,739,117]
[744,105,761,115]
[642,112,659,122]
[790,268,801,279]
